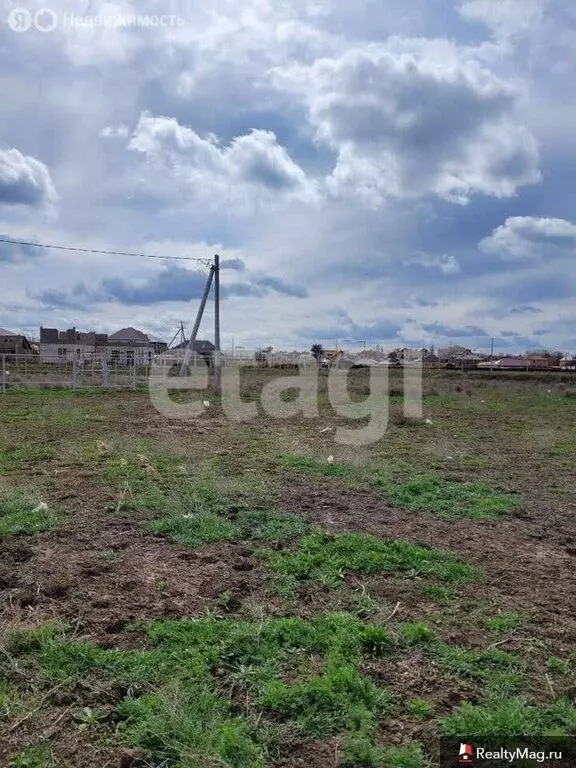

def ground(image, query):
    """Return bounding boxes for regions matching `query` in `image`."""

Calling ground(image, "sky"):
[0,0,575,353]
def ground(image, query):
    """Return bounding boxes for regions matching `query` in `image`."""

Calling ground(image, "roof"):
[108,327,150,342]
[0,327,17,336]
[172,339,215,352]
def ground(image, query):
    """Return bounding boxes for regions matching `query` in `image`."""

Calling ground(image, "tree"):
[310,344,324,364]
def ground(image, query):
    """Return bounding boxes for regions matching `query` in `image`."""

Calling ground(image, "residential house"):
[0,328,35,355]
[106,327,168,365]
[156,339,215,367]
[39,327,107,363]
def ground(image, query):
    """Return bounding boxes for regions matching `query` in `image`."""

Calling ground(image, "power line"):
[0,237,213,266]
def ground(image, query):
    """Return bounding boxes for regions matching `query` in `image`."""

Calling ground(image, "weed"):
[261,532,476,597]
[73,706,106,728]
[407,699,433,719]
[0,495,56,536]
[341,735,386,766]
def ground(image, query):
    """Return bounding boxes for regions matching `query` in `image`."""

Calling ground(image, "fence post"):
[133,362,137,390]
[102,358,108,387]
[72,359,78,389]
[2,354,5,393]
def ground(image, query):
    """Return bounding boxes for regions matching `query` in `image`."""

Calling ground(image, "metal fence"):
[0,353,316,391]
[1,354,152,390]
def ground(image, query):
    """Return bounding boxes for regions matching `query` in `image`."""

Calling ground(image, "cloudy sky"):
[1,0,575,352]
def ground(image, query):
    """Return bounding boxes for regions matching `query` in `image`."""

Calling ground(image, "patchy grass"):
[442,697,576,738]
[378,475,520,520]
[261,532,476,597]
[10,744,54,768]
[407,699,434,719]
[483,611,524,633]
[276,453,355,477]
[5,614,401,766]
[0,445,54,474]
[0,494,57,535]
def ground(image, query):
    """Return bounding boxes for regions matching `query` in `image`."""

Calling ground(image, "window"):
[127,350,134,365]
[111,350,120,363]
[58,347,66,356]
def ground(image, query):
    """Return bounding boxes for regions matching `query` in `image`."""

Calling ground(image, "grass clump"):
[443,697,576,738]
[385,742,424,768]
[381,476,520,520]
[277,453,354,477]
[436,645,526,697]
[0,495,56,536]
[407,699,433,719]
[118,681,264,768]
[261,532,476,597]
[10,744,54,768]
[484,611,524,632]
[420,585,456,605]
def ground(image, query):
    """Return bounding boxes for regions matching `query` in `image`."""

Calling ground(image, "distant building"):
[156,339,215,366]
[39,326,167,364]
[0,327,35,355]
[39,327,107,362]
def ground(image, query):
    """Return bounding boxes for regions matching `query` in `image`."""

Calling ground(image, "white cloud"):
[405,252,461,274]
[275,39,541,204]
[480,216,576,259]
[459,0,547,41]
[127,112,314,207]
[0,149,57,208]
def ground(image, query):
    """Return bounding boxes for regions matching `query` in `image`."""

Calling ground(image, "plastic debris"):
[31,502,48,514]
[425,418,433,425]
[327,455,334,464]
[319,427,333,433]
[203,400,210,408]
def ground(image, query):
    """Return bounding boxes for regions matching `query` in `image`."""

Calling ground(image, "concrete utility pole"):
[180,264,215,376]
[214,253,221,395]
[490,336,494,372]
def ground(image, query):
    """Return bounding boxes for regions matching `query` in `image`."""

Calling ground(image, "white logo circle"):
[33,7,57,32]
[7,7,32,31]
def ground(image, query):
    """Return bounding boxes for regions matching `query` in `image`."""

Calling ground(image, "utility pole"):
[180,264,215,376]
[214,254,221,395]
[490,336,494,372]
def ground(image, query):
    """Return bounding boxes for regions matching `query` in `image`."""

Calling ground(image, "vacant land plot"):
[1,371,575,767]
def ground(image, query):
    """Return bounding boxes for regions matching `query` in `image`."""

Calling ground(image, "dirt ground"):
[1,372,575,766]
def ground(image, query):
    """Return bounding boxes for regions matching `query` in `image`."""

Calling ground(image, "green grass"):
[379,475,520,520]
[435,644,526,697]
[0,494,57,535]
[443,697,576,738]
[261,532,476,597]
[6,614,399,766]
[483,611,524,632]
[10,744,54,768]
[420,585,456,605]
[407,699,433,719]
[0,445,54,474]
[276,453,355,477]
